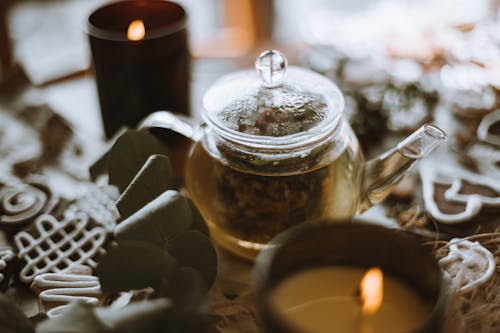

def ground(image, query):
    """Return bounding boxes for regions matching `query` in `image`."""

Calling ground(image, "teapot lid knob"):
[255,50,287,88]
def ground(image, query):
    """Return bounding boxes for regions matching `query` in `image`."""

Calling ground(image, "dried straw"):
[430,231,500,333]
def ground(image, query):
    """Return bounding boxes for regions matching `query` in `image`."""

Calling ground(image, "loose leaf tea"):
[218,84,329,137]
[186,138,363,255]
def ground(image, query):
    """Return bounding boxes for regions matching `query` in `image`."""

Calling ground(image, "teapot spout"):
[358,124,447,213]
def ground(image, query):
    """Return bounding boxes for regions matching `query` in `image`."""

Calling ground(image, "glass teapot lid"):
[202,50,344,148]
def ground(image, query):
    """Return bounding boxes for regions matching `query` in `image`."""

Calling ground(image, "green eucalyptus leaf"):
[159,268,210,333]
[168,230,217,288]
[108,130,170,192]
[96,241,176,293]
[96,299,172,333]
[37,302,110,333]
[115,191,192,247]
[187,199,209,236]
[89,127,128,180]
[116,154,173,220]
[89,150,109,181]
[159,267,207,308]
[0,294,34,333]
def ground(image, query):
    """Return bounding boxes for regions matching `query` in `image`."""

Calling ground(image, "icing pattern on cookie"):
[439,238,495,292]
[468,144,500,179]
[420,163,500,223]
[477,109,500,147]
[32,272,101,317]
[0,249,15,283]
[0,183,49,227]
[14,212,106,283]
[66,185,119,233]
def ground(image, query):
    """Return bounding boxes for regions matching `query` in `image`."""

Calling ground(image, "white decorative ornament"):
[467,143,500,179]
[32,271,102,317]
[477,109,500,146]
[66,184,120,233]
[0,249,15,283]
[14,212,106,283]
[420,164,500,224]
[0,182,55,227]
[439,238,495,292]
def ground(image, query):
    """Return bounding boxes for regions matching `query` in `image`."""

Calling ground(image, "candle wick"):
[354,286,363,307]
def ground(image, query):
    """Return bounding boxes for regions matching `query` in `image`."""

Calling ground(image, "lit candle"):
[254,223,448,333]
[86,0,190,138]
[270,266,430,333]
[127,20,146,41]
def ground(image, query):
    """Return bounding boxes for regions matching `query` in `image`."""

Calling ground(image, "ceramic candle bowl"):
[253,222,450,333]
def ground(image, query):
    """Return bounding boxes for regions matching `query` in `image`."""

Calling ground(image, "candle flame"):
[360,267,383,315]
[127,20,145,41]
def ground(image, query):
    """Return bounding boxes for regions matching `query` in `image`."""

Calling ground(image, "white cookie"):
[467,143,500,180]
[477,109,500,146]
[439,238,495,292]
[420,164,500,224]
[66,184,120,233]
[0,249,15,284]
[32,270,102,317]
[0,183,48,227]
[14,212,107,283]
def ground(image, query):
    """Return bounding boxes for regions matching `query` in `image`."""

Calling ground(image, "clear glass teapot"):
[141,50,446,260]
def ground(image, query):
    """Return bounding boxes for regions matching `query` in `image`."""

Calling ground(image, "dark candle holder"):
[0,1,13,83]
[86,0,190,138]
[253,222,450,333]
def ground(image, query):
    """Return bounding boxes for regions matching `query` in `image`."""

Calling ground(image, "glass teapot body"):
[186,118,364,259]
[140,50,446,260]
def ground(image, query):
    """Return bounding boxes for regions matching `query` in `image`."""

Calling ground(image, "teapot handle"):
[138,111,202,177]
[138,110,201,141]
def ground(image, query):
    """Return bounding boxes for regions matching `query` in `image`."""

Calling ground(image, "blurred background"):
[1,0,500,163]
[2,0,498,80]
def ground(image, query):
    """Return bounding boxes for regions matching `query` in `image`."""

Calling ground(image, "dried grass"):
[430,231,500,333]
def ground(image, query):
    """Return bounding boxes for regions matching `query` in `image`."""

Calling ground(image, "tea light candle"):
[254,223,449,333]
[270,266,430,333]
[87,0,190,138]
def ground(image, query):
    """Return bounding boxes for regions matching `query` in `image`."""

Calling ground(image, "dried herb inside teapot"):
[188,138,362,245]
[218,85,329,137]
[213,161,330,242]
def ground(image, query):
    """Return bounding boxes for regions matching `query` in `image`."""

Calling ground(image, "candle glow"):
[360,267,384,315]
[127,20,145,41]
[270,266,430,333]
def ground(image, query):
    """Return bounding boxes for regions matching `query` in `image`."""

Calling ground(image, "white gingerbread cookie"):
[477,109,500,147]
[439,238,495,293]
[420,163,500,224]
[14,212,107,283]
[31,268,102,317]
[0,180,57,230]
[467,143,500,180]
[0,248,15,287]
[66,184,119,233]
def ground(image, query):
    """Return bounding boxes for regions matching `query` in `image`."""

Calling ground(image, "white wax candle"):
[270,266,430,333]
